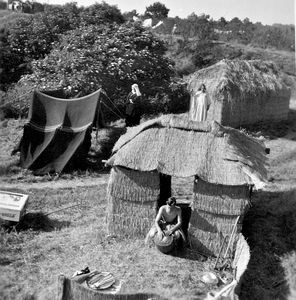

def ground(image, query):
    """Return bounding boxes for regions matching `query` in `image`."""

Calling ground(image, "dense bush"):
[1,77,35,118]
[0,2,125,90]
[4,22,179,120]
[0,1,7,9]
[80,2,124,25]
[144,2,169,19]
[140,79,189,117]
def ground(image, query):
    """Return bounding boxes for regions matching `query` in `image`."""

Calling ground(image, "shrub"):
[5,22,175,120]
[0,1,7,9]
[140,79,189,117]
[1,2,124,89]
[80,2,124,25]
[1,77,35,118]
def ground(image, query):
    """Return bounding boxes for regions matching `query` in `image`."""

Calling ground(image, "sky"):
[44,0,295,25]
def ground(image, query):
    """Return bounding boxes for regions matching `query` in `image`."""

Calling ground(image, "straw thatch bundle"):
[189,219,241,257]
[187,59,291,127]
[107,194,156,237]
[190,205,244,256]
[107,167,159,201]
[193,178,250,215]
[108,114,267,187]
[106,114,268,250]
[190,176,250,256]
[107,166,159,237]
[190,177,248,256]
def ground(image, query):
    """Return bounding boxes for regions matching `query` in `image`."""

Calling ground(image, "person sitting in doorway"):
[145,197,186,251]
[125,83,142,127]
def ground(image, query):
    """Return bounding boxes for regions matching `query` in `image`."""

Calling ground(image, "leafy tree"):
[0,0,7,9]
[218,17,227,29]
[241,18,255,44]
[32,1,44,13]
[1,2,125,89]
[251,24,295,51]
[42,3,82,32]
[144,2,169,19]
[80,2,124,25]
[227,17,243,31]
[122,9,138,22]
[13,23,174,117]
[0,39,32,89]
[1,4,83,89]
[178,13,216,42]
[8,16,56,60]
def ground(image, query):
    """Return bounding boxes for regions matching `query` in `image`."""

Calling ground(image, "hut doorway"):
[172,176,194,238]
[157,174,193,238]
[157,173,172,210]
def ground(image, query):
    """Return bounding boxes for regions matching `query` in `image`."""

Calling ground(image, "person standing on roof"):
[189,83,211,122]
[125,83,142,127]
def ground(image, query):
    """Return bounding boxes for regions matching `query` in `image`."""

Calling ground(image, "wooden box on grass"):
[0,190,29,222]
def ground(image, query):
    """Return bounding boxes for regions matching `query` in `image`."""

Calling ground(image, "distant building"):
[8,0,22,11]
[8,0,35,13]
[187,59,291,127]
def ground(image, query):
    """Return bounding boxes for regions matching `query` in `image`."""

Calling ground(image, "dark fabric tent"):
[19,89,102,174]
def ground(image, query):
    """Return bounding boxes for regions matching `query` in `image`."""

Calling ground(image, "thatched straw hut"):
[187,59,291,127]
[106,114,268,256]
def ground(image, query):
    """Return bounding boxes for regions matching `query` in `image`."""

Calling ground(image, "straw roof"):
[187,59,290,103]
[107,114,268,188]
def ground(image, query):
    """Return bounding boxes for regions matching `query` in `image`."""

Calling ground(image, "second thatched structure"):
[106,114,268,256]
[187,59,291,127]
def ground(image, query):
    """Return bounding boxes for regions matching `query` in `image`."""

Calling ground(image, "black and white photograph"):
[0,0,295,299]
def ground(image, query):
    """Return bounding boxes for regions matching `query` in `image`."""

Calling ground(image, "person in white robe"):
[189,84,210,121]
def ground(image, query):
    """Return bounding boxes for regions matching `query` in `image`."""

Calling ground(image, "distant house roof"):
[108,114,268,188]
[187,59,290,103]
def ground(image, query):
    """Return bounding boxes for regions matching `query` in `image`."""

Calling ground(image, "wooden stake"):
[223,216,240,259]
[214,234,227,270]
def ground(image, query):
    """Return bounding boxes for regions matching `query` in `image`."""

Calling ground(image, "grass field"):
[0,122,217,300]
[0,99,296,299]
[240,100,296,300]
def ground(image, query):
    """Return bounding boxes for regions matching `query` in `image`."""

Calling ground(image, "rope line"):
[101,90,124,118]
[101,100,123,120]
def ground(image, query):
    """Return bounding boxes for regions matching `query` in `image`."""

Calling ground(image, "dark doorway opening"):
[157,174,193,238]
[157,173,172,211]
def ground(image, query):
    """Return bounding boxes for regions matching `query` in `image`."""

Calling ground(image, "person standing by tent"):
[125,83,142,127]
[189,83,210,122]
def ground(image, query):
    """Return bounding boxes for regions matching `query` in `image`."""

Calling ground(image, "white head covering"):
[132,84,141,97]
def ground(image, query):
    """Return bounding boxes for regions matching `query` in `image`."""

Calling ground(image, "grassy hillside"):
[161,34,295,78]
[219,42,295,75]
[0,10,31,30]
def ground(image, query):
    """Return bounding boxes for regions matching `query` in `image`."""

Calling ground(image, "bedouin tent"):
[19,89,103,175]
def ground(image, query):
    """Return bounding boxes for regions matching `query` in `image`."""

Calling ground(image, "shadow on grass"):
[170,247,208,262]
[1,125,126,179]
[240,188,296,300]
[85,126,127,172]
[241,108,296,141]
[1,212,70,233]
